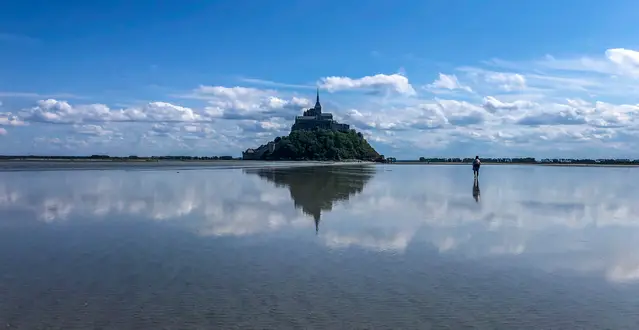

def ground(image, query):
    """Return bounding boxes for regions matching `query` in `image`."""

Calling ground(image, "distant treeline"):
[0,155,238,161]
[416,157,639,165]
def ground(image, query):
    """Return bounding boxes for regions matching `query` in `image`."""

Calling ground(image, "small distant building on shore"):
[291,89,350,132]
[242,141,276,160]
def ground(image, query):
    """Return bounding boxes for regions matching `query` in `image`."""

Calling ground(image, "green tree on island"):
[262,129,380,161]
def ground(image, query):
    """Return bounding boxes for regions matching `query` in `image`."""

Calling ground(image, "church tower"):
[314,88,322,114]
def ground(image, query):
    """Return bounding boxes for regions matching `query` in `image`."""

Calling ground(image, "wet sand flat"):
[0,160,373,172]
[1,164,638,329]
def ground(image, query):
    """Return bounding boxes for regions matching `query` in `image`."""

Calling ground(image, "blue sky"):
[1,0,639,158]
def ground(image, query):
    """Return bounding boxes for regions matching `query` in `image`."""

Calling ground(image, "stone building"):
[242,141,276,160]
[291,89,350,132]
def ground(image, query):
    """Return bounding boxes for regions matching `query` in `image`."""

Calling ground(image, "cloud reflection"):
[0,170,310,236]
[1,165,639,282]
[321,165,639,282]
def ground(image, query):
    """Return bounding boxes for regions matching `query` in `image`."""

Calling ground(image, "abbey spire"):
[314,87,322,113]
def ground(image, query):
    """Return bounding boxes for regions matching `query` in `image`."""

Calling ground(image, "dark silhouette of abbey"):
[245,166,375,233]
[291,89,350,132]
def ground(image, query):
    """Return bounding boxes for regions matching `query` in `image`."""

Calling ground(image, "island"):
[242,90,381,162]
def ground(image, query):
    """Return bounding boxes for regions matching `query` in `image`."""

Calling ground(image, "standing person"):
[472,156,481,179]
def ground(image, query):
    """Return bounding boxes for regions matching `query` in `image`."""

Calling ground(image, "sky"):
[1,0,639,158]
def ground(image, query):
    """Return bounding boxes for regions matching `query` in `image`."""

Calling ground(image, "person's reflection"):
[472,178,481,203]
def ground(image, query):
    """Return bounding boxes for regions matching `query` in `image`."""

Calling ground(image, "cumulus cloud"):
[142,122,218,145]
[435,100,487,126]
[74,124,114,136]
[237,118,289,133]
[193,86,311,120]
[482,96,535,113]
[19,99,204,124]
[343,99,490,134]
[345,105,440,132]
[426,73,473,93]
[605,48,639,76]
[0,112,26,126]
[516,109,587,126]
[484,72,527,91]
[319,73,416,96]
[148,123,178,137]
[0,128,6,136]
[480,96,639,129]
[589,102,639,127]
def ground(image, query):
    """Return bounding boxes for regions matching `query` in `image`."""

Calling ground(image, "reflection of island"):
[245,166,376,233]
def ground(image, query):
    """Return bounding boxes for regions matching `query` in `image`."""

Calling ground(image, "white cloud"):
[237,118,289,133]
[0,112,26,126]
[484,72,527,91]
[196,86,267,100]
[342,98,492,134]
[605,48,639,76]
[492,48,639,80]
[74,124,114,136]
[18,99,204,124]
[426,73,473,93]
[482,96,535,113]
[319,73,416,96]
[0,128,7,136]
[193,86,311,121]
[435,99,487,125]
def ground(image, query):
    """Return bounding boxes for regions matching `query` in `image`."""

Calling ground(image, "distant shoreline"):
[0,158,637,168]
[0,159,378,172]
[390,161,639,168]
[0,158,375,164]
[0,158,212,163]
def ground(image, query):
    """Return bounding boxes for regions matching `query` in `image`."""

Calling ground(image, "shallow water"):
[1,164,639,329]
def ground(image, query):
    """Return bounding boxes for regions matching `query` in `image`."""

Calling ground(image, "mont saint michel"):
[290,89,350,132]
[242,90,378,161]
